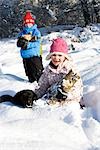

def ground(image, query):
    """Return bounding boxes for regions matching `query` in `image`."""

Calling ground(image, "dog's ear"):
[24,90,37,101]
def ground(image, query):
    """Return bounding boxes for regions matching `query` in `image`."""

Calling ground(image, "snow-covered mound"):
[0,24,100,150]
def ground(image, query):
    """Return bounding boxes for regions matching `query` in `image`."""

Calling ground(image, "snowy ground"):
[0,24,100,150]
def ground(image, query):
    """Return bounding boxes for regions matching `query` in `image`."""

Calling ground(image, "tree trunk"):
[80,0,91,26]
[92,0,99,23]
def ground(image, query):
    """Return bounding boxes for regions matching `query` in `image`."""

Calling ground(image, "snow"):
[0,24,100,150]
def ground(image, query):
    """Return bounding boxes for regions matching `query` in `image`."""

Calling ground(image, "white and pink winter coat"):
[35,57,83,103]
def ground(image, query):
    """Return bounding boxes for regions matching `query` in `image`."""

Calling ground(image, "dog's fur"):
[47,70,80,105]
[0,90,37,108]
[62,69,80,92]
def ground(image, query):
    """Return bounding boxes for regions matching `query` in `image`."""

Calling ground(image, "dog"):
[0,89,37,108]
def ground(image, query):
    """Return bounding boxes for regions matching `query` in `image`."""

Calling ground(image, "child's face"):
[25,23,33,28]
[51,54,65,66]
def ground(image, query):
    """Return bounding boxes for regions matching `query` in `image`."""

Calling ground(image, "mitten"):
[17,37,28,50]
[30,36,37,42]
[56,87,68,102]
[23,34,32,41]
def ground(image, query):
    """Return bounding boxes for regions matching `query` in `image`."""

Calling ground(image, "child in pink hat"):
[46,38,69,60]
[34,38,83,105]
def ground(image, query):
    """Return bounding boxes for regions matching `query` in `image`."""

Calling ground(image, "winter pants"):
[23,56,43,83]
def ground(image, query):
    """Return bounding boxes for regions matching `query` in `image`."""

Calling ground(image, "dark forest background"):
[0,0,100,38]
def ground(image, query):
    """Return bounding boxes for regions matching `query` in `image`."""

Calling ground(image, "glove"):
[30,36,41,42]
[56,88,68,102]
[30,36,37,42]
[17,37,28,50]
[23,34,32,41]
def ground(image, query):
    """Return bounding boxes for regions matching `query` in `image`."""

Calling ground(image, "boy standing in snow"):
[17,10,43,83]
[34,38,83,104]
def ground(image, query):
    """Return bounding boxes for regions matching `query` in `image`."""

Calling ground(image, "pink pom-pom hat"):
[46,38,69,60]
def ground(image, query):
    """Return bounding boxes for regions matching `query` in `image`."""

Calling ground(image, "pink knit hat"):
[46,38,69,60]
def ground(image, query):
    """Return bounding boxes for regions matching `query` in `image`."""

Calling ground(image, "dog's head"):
[14,90,37,108]
[62,70,80,92]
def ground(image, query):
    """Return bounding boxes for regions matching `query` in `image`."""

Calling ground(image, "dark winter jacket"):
[17,24,41,58]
